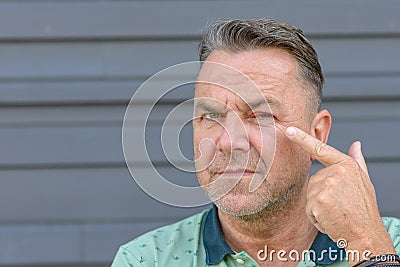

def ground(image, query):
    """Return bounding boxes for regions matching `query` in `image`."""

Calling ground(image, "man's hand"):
[285,126,395,262]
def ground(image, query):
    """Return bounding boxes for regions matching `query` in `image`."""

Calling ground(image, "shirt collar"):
[202,205,234,264]
[309,231,346,264]
[202,205,344,265]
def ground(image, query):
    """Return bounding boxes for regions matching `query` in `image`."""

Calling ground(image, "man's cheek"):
[258,126,276,167]
[194,137,217,172]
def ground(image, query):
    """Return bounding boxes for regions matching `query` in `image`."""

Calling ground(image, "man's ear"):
[309,109,332,160]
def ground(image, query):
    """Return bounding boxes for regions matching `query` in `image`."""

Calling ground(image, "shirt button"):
[236,258,245,264]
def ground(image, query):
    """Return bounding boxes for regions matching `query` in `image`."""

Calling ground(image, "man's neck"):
[217,181,317,267]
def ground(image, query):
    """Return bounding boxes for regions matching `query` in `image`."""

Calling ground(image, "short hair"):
[199,18,324,112]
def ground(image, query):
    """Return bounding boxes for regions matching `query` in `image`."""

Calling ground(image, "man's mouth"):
[214,169,256,176]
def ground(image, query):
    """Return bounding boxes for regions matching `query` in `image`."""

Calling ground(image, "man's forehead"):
[199,48,297,81]
[197,69,257,92]
[196,68,290,97]
[195,79,282,109]
[198,66,276,85]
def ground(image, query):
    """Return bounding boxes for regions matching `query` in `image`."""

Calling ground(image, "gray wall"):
[0,1,399,266]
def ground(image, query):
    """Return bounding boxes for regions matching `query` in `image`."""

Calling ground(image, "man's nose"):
[216,112,250,152]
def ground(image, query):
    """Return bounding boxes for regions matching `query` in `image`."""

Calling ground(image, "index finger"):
[285,126,348,166]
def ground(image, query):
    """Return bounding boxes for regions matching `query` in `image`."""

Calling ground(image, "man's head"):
[193,18,331,219]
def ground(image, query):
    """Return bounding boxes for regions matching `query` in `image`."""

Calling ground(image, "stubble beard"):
[201,152,309,223]
[215,173,305,221]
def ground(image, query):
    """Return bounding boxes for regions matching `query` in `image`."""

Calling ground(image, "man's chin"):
[212,183,301,218]
[213,193,268,217]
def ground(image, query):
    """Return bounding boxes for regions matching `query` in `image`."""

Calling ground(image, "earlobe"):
[309,110,332,160]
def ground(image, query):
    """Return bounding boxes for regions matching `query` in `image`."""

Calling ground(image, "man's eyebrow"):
[194,98,281,112]
[193,100,224,112]
[246,98,281,110]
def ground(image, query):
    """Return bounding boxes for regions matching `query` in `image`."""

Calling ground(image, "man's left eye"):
[256,113,273,119]
[251,113,273,120]
[247,113,275,126]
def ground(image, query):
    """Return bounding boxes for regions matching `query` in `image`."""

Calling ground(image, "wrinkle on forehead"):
[243,71,299,92]
[202,48,298,81]
[197,66,299,98]
[197,67,259,98]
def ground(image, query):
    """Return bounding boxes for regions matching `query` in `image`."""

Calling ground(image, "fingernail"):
[357,141,362,150]
[286,127,297,136]
[356,141,362,154]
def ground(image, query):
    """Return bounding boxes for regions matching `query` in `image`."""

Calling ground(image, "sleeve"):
[111,246,145,267]
[382,217,400,255]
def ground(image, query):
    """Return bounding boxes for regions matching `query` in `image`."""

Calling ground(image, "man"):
[112,19,400,267]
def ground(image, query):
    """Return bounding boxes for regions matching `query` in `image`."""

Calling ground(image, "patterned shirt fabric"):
[111,205,400,267]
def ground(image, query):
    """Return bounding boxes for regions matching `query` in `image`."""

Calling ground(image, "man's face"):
[193,48,314,216]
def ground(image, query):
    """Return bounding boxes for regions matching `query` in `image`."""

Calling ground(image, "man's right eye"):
[204,113,220,120]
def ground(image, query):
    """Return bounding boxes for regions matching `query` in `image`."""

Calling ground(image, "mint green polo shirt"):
[111,206,400,267]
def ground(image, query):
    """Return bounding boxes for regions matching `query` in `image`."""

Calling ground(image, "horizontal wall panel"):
[0,224,81,265]
[323,76,400,99]
[0,42,104,79]
[0,124,192,165]
[327,121,400,159]
[0,126,124,166]
[0,103,194,126]
[0,79,196,105]
[368,162,400,217]
[0,1,399,40]
[313,37,400,75]
[0,166,204,223]
[0,80,140,105]
[0,105,126,126]
[0,41,198,79]
[322,101,400,121]
[0,38,399,80]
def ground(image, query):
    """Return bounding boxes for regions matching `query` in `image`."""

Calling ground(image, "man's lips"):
[213,169,256,175]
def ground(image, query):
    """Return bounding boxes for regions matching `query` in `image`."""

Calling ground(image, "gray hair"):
[199,18,324,112]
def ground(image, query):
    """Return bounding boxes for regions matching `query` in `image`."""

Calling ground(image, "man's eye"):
[247,113,275,126]
[251,113,274,120]
[256,113,273,119]
[204,113,220,120]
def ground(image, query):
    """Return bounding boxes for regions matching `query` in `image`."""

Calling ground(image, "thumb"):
[348,141,369,175]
